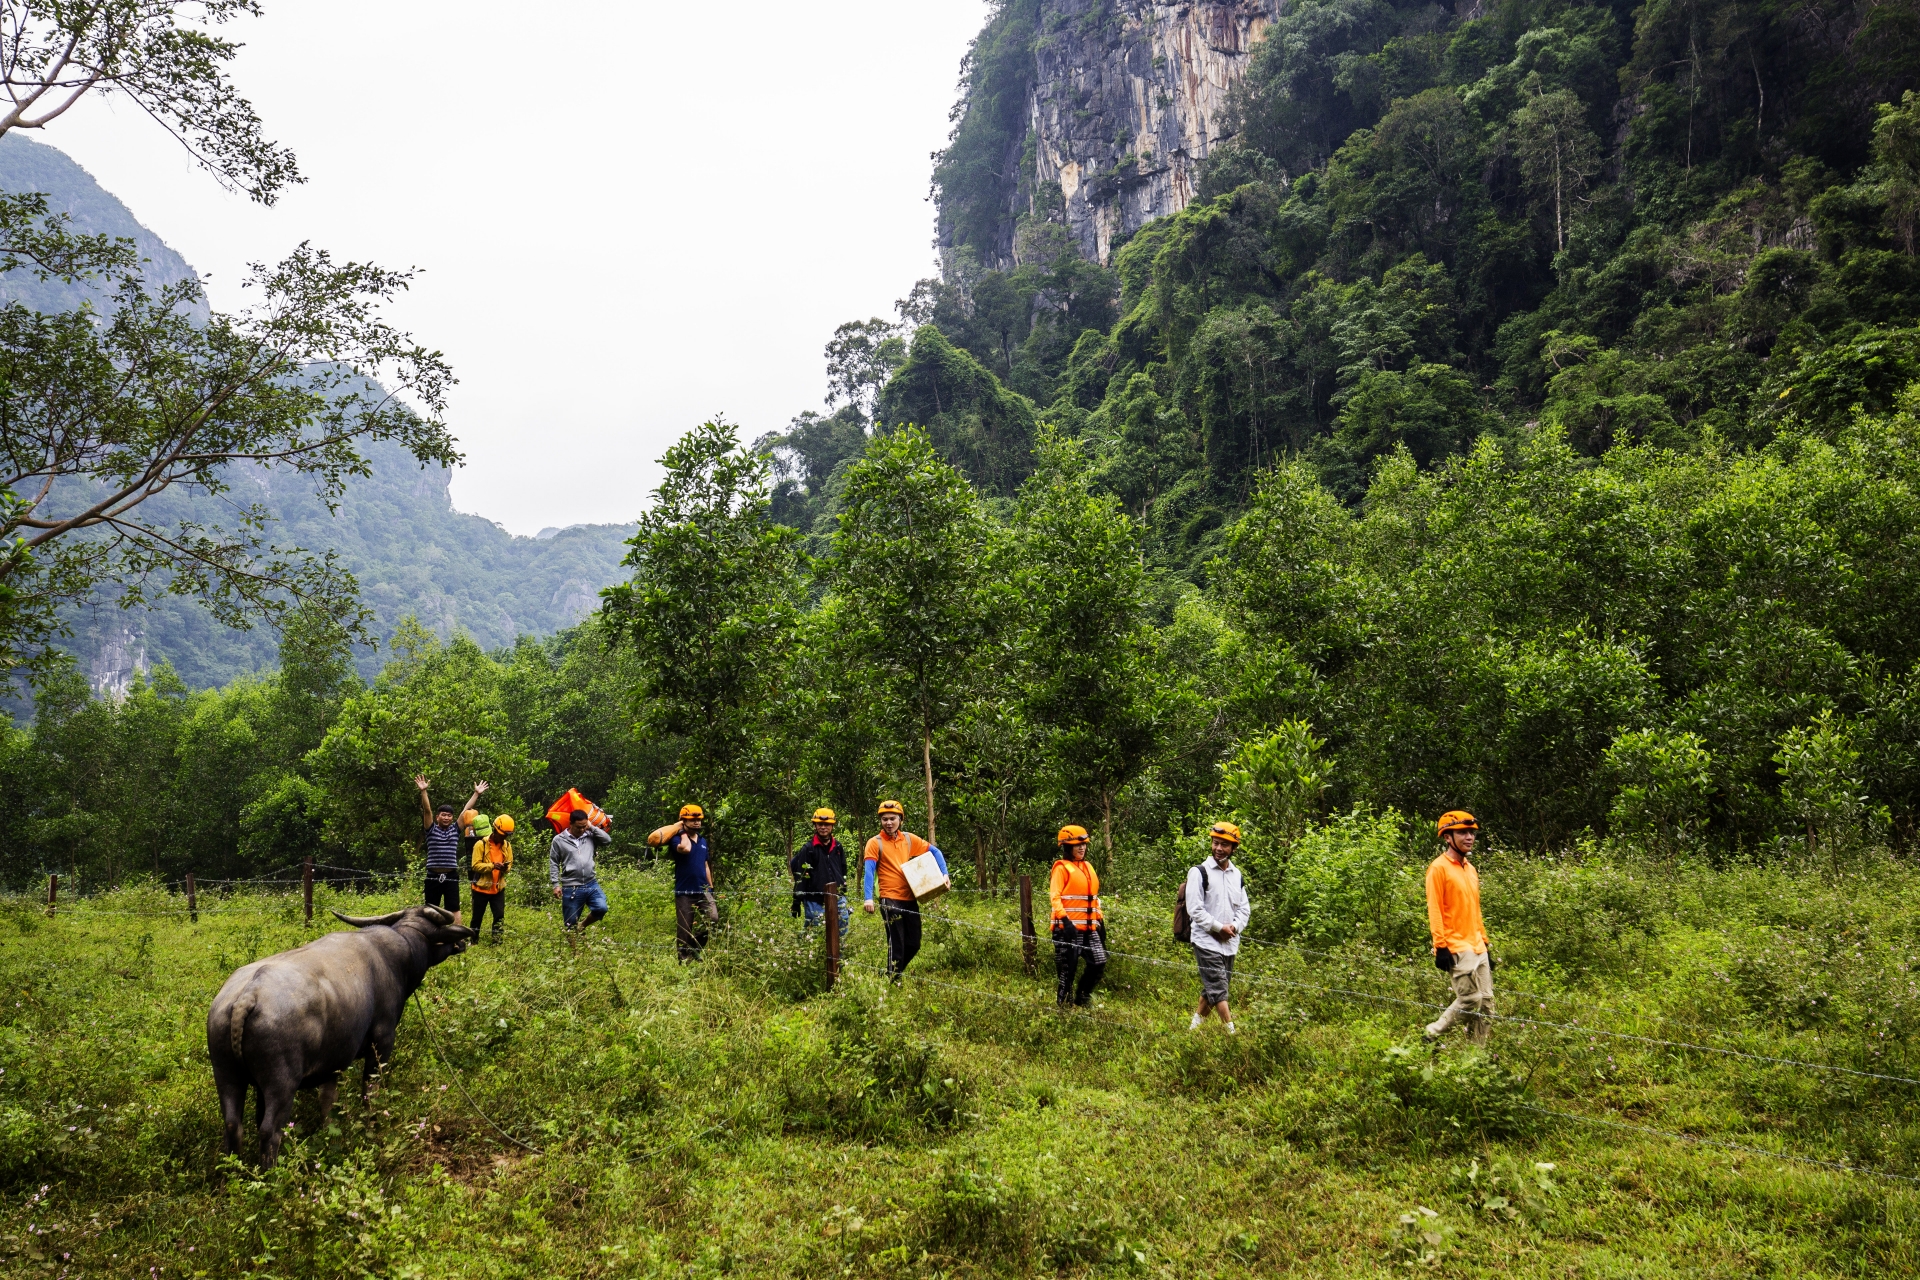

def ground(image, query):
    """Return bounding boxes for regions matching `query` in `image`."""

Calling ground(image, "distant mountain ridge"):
[0,135,636,694]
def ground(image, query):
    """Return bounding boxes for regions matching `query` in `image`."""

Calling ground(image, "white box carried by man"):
[902,848,950,904]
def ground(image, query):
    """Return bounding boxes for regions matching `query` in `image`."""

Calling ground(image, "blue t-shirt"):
[671,832,710,894]
[424,821,462,870]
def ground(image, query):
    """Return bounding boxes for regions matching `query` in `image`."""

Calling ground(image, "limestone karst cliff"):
[1032,1,1282,263]
[937,0,1282,269]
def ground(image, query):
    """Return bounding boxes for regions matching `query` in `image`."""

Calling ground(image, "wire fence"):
[15,869,1919,1188]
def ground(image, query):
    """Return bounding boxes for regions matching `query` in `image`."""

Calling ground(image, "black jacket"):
[789,835,847,904]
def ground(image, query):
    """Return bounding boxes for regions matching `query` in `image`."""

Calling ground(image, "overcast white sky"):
[41,0,989,534]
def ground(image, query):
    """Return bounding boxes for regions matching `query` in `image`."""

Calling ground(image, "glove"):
[1434,947,1455,972]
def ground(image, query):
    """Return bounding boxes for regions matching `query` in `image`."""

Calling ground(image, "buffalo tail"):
[228,985,256,1058]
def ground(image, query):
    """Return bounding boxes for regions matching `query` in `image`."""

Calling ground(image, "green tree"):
[831,426,991,846]
[1605,727,1714,866]
[824,318,907,420]
[1010,430,1157,866]
[0,3,453,689]
[1775,710,1878,872]
[1510,82,1601,253]
[307,621,542,866]
[600,421,804,819]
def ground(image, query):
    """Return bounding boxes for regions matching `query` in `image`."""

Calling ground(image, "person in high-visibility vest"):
[468,814,514,942]
[1424,810,1494,1044]
[1049,825,1107,1008]
[862,800,947,980]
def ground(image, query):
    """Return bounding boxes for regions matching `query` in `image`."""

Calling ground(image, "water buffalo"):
[207,904,476,1165]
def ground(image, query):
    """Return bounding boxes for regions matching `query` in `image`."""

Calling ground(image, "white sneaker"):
[1189,1013,1203,1031]
[1225,1022,1237,1035]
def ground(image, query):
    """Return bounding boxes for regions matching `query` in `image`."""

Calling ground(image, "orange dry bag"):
[545,787,610,833]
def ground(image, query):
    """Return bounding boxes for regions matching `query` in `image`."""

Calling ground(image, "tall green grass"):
[0,853,1916,1277]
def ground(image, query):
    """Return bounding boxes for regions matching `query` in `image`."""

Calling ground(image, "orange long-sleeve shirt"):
[1426,852,1487,953]
[864,830,930,902]
[1048,858,1102,929]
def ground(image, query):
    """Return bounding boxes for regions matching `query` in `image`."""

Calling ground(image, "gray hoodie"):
[549,825,611,887]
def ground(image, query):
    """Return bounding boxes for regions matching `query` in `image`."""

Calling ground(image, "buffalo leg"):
[360,1045,384,1105]
[315,1078,339,1127]
[212,1061,248,1157]
[255,1069,298,1168]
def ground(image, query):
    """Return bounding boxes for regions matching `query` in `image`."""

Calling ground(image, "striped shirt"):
[424,821,462,870]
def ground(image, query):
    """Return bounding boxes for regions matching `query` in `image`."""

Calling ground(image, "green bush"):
[1488,852,1667,982]
[1278,805,1410,948]
[910,1152,1048,1265]
[1379,1044,1534,1141]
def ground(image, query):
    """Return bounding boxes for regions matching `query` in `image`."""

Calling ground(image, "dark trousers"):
[676,891,717,962]
[469,889,504,936]
[424,871,460,913]
[879,897,922,978]
[1053,924,1107,1006]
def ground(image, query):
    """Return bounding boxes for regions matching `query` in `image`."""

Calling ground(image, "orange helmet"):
[1057,824,1090,846]
[811,807,837,825]
[459,809,478,830]
[1209,821,1242,845]
[491,814,515,835]
[878,799,905,816]
[1436,810,1479,837]
[679,804,704,820]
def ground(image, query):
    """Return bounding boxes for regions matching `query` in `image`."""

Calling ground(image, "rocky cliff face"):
[1030,1,1282,263]
[1026,1,1282,264]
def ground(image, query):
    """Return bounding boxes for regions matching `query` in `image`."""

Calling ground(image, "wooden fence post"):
[186,871,197,923]
[46,873,57,918]
[303,857,314,927]
[1019,874,1036,977]
[823,882,840,989]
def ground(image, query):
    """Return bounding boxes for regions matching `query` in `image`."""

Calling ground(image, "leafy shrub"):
[1777,710,1887,872]
[223,1150,419,1278]
[1223,720,1330,848]
[1378,1044,1534,1140]
[1606,727,1714,865]
[0,1103,42,1180]
[709,906,830,1002]
[911,1151,1047,1265]
[1489,852,1666,981]
[767,988,975,1139]
[1447,1155,1562,1225]
[1277,806,1409,948]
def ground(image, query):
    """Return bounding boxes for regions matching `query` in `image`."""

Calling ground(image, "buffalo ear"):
[422,906,457,926]
[332,909,407,928]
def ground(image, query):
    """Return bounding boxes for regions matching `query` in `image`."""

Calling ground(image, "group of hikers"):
[411,777,1496,1044]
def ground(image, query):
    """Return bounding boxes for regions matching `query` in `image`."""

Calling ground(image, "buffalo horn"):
[330,908,407,928]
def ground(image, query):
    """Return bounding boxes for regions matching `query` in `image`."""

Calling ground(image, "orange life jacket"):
[1049,858,1102,929]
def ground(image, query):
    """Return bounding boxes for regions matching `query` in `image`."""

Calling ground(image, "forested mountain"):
[14,0,1920,895]
[0,136,636,694]
[762,0,1920,577]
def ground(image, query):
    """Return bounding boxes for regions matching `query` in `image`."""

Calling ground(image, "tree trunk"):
[1100,790,1114,876]
[974,833,986,890]
[923,731,937,848]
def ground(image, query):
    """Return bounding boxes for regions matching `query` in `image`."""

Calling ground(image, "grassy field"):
[1,851,1917,1278]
